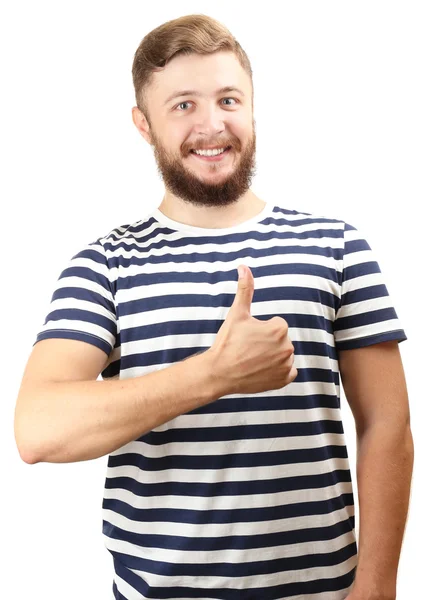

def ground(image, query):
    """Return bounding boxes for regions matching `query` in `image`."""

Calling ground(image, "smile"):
[190,147,232,162]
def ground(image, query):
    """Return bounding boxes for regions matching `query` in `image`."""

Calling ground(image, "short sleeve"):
[34,238,117,357]
[333,222,407,351]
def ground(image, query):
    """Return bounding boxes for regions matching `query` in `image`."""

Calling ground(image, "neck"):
[158,189,266,229]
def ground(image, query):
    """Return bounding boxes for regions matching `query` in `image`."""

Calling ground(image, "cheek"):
[229,118,252,143]
[170,125,191,151]
[154,125,185,155]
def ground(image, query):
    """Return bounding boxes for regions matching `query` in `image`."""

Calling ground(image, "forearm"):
[351,423,414,598]
[17,350,221,464]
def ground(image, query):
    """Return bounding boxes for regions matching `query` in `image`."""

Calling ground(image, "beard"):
[149,122,257,208]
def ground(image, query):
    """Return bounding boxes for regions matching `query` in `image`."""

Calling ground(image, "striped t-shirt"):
[35,200,407,600]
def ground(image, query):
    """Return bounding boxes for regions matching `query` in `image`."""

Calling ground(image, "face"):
[133,51,257,208]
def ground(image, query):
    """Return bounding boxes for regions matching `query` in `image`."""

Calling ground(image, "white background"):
[1,1,427,598]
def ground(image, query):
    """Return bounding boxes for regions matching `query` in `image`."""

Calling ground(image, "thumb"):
[230,265,254,316]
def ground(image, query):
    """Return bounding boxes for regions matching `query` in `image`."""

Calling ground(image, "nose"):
[194,104,226,137]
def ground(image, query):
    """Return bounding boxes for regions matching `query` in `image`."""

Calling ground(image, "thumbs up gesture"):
[207,265,298,396]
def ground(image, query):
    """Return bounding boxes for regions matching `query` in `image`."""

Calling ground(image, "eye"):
[176,101,192,111]
[174,98,239,111]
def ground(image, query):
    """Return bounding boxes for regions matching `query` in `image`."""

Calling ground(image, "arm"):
[14,339,221,464]
[338,340,414,600]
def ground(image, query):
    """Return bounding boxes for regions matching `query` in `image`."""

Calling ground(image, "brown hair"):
[131,14,253,123]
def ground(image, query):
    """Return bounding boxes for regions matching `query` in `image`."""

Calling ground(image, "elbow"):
[14,414,43,465]
[14,386,51,464]
[15,437,41,465]
[356,419,414,451]
[19,449,40,465]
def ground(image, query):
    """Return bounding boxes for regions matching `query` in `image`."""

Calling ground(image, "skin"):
[132,50,414,598]
[339,341,413,599]
[131,50,266,228]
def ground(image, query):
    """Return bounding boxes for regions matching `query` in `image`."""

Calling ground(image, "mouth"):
[190,146,233,162]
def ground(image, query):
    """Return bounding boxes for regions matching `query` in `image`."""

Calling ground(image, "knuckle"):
[283,345,294,360]
[272,316,288,335]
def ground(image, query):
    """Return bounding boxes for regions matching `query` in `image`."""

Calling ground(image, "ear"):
[132,106,153,145]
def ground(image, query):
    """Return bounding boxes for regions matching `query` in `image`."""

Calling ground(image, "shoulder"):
[271,202,351,243]
[271,201,347,229]
[95,209,157,250]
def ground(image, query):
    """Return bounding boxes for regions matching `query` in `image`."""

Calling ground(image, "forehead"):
[150,51,251,102]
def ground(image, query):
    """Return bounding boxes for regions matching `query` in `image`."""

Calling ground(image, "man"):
[14,14,413,600]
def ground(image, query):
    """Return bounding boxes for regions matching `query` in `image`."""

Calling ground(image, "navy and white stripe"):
[35,201,406,599]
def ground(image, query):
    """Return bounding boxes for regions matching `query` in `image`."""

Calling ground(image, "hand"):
[207,264,298,395]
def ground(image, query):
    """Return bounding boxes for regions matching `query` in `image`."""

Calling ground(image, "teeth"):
[194,147,227,157]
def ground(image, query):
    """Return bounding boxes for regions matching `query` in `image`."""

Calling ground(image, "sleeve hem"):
[335,329,407,351]
[34,330,112,356]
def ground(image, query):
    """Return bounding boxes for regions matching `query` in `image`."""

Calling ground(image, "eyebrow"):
[164,86,245,106]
